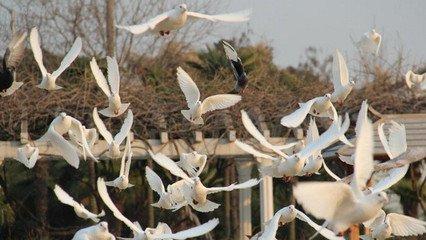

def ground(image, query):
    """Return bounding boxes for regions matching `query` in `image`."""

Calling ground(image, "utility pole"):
[106,0,115,57]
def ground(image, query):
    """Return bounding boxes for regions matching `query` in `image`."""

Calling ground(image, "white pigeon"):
[30,27,82,91]
[330,49,355,104]
[72,221,115,240]
[93,107,133,158]
[146,166,189,210]
[176,151,208,177]
[280,94,337,128]
[405,70,426,90]
[151,219,219,240]
[90,57,130,117]
[235,140,298,178]
[177,67,242,125]
[69,126,99,151]
[54,185,105,222]
[299,118,324,175]
[252,205,343,240]
[361,209,426,240]
[236,113,349,179]
[295,113,351,162]
[15,144,39,169]
[378,121,407,159]
[105,136,134,190]
[116,4,250,36]
[294,101,389,234]
[258,113,350,178]
[97,178,219,240]
[357,29,381,56]
[241,109,298,157]
[37,112,97,168]
[149,150,260,212]
[367,121,408,194]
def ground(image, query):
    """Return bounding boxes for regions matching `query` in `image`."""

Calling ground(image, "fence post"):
[223,111,235,239]
[236,159,253,239]
[253,110,274,230]
[34,158,49,239]
[20,119,29,144]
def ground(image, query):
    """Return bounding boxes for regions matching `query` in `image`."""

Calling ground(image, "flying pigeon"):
[280,94,337,128]
[149,150,260,212]
[30,27,82,91]
[176,151,207,177]
[0,31,27,97]
[222,41,248,94]
[116,4,250,36]
[93,107,133,158]
[146,166,189,210]
[177,67,241,125]
[72,221,115,240]
[15,144,39,169]
[105,136,134,190]
[90,57,130,117]
[294,101,389,234]
[330,49,355,105]
[357,29,381,56]
[54,185,105,222]
[241,109,298,157]
[299,118,324,175]
[97,178,219,239]
[362,209,426,240]
[251,205,343,240]
[405,70,426,91]
[37,112,97,168]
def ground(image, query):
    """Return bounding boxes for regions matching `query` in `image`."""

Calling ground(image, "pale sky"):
[215,0,426,67]
[1,0,425,68]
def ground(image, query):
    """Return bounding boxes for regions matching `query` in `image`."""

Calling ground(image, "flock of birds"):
[0,3,425,240]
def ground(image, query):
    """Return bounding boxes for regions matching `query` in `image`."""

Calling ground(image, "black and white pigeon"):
[0,31,27,97]
[222,41,248,94]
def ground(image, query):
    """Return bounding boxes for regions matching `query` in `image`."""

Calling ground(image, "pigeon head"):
[99,221,109,231]
[110,93,122,115]
[375,192,389,205]
[177,4,188,12]
[59,112,67,118]
[384,221,390,228]
[324,93,332,99]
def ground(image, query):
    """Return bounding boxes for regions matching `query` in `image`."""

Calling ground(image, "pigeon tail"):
[99,103,130,118]
[181,109,192,121]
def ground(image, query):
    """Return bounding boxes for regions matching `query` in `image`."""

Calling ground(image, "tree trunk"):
[106,0,115,57]
[88,160,98,213]
[230,163,239,239]
[147,158,155,227]
[288,182,296,240]
[34,159,49,239]
[224,164,231,239]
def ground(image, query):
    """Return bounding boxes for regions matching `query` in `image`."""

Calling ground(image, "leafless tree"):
[0,0,229,62]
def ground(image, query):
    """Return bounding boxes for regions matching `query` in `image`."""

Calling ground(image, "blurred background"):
[0,0,425,239]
